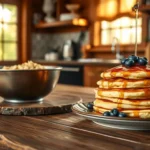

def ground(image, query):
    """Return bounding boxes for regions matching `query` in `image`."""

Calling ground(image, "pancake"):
[97,88,150,99]
[101,65,150,79]
[94,99,150,110]
[93,106,150,119]
[95,95,150,106]
[97,78,150,89]
[93,63,150,119]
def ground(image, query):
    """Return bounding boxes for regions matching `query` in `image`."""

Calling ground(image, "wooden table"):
[0,84,149,150]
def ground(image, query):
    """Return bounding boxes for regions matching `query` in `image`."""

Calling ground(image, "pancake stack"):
[94,65,150,119]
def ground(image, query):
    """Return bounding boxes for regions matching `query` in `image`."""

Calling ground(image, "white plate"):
[72,102,150,130]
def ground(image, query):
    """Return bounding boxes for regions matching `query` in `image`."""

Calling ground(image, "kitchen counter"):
[34,58,121,66]
[0,84,149,150]
[34,59,121,87]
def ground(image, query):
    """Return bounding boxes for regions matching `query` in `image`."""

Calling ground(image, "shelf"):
[35,18,88,29]
[139,5,150,13]
[85,44,146,53]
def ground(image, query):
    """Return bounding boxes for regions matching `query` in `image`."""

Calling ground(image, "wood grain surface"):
[0,84,149,150]
[0,93,81,115]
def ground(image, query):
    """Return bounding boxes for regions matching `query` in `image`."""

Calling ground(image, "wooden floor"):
[0,84,149,150]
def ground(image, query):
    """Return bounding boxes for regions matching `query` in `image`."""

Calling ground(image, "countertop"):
[0,84,149,150]
[34,59,121,66]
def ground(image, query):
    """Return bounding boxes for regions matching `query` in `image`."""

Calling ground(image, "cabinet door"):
[84,66,110,87]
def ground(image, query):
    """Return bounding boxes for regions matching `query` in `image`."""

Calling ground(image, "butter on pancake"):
[93,106,150,119]
[94,99,150,110]
[101,65,150,79]
[97,78,150,89]
[95,95,150,106]
[97,88,150,99]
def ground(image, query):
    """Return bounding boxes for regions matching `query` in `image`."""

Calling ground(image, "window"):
[101,17,142,45]
[93,0,142,46]
[0,2,18,61]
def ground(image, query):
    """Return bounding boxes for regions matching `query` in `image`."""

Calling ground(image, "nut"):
[2,61,45,70]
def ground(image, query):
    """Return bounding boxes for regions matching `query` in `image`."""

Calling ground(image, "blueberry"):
[103,111,110,116]
[128,55,139,62]
[143,57,147,61]
[110,108,119,116]
[110,112,116,117]
[138,57,148,66]
[121,58,127,65]
[87,102,93,110]
[118,112,127,117]
[124,59,135,67]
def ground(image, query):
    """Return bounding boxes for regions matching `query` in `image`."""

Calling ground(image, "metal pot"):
[62,40,74,61]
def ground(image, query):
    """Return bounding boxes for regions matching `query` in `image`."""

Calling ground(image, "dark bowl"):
[0,66,62,103]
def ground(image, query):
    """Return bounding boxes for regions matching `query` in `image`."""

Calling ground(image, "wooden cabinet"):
[140,5,150,13]
[31,0,92,33]
[84,65,112,87]
[139,0,150,61]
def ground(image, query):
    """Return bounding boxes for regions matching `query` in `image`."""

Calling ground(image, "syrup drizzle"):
[103,65,150,80]
[133,110,140,117]
[117,99,122,109]
[133,1,140,56]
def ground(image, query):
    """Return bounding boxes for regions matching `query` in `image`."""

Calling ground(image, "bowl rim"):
[0,66,62,72]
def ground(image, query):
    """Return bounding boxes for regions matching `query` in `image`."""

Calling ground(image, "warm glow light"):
[111,19,121,28]
[94,21,100,46]
[85,44,91,50]
[96,0,136,19]
[120,17,131,27]
[0,23,7,29]
[101,30,110,44]
[111,29,120,41]
[72,18,87,26]
[0,49,2,58]
[121,28,131,44]
[0,5,2,21]
[120,0,137,13]
[0,5,11,22]
[97,0,118,18]
[101,17,142,45]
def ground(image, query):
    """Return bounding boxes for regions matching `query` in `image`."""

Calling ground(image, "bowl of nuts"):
[0,61,62,103]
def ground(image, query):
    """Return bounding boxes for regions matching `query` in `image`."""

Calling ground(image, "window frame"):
[100,16,142,45]
[89,13,146,54]
[0,0,21,65]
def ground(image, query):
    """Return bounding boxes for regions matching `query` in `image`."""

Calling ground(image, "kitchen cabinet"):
[140,5,150,13]
[34,19,88,33]
[19,0,150,63]
[58,65,83,86]
[31,0,91,33]
[35,19,88,29]
[139,0,150,13]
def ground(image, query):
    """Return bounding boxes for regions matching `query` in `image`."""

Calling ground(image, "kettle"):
[62,40,74,61]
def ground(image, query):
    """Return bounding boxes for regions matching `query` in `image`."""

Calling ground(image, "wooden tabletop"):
[0,84,149,150]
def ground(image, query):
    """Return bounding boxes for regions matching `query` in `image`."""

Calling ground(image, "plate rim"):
[72,102,150,123]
